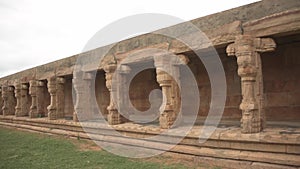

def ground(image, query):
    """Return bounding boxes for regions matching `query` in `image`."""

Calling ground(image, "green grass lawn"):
[0,127,188,169]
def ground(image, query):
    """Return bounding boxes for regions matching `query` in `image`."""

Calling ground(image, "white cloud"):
[0,0,259,77]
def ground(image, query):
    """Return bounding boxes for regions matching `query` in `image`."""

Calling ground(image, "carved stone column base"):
[15,109,22,117]
[107,110,126,125]
[73,112,79,122]
[48,109,56,120]
[241,111,262,133]
[159,111,176,129]
[29,108,38,118]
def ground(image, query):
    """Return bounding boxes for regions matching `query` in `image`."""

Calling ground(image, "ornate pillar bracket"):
[2,85,16,116]
[226,35,276,133]
[104,63,124,125]
[47,77,65,120]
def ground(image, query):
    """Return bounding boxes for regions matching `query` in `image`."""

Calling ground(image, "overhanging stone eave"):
[243,8,300,38]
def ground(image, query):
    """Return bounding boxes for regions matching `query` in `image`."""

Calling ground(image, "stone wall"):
[129,68,160,112]
[262,36,300,121]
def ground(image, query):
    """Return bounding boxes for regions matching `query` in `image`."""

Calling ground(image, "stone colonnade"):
[0,35,276,133]
[1,77,66,120]
[101,54,188,128]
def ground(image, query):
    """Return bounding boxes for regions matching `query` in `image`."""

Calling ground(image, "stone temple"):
[0,0,299,168]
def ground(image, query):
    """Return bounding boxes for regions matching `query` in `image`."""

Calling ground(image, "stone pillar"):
[2,86,16,116]
[73,72,92,122]
[15,82,30,117]
[29,80,46,118]
[47,77,65,120]
[21,84,30,116]
[154,55,187,129]
[14,82,22,116]
[171,54,189,126]
[36,81,46,117]
[29,80,38,118]
[104,63,125,125]
[0,87,3,115]
[226,35,276,133]
[56,77,65,118]
[47,77,57,120]
[117,64,131,122]
[155,68,174,128]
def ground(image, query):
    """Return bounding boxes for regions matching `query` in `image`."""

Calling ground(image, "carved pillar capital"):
[226,35,276,133]
[175,54,190,65]
[118,64,131,74]
[29,80,41,94]
[104,63,117,91]
[56,77,65,84]
[14,82,22,98]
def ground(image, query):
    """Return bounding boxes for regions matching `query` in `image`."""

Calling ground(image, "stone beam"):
[226,35,276,133]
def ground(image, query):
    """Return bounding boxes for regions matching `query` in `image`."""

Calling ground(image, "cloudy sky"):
[0,0,259,77]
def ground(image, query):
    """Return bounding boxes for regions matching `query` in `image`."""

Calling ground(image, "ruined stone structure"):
[0,0,299,168]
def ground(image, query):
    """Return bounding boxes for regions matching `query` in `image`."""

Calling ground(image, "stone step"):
[0,118,299,167]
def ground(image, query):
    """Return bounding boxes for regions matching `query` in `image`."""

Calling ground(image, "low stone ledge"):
[1,117,300,167]
[1,116,300,155]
